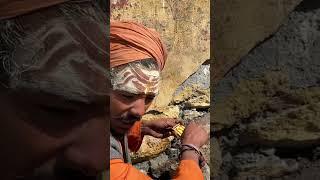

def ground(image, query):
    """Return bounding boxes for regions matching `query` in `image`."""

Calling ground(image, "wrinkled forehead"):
[110,59,161,96]
[7,10,108,103]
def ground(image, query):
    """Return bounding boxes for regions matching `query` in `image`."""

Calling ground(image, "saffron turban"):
[0,0,74,20]
[110,21,167,70]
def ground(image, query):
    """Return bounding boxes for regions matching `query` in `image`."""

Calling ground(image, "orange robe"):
[110,121,204,180]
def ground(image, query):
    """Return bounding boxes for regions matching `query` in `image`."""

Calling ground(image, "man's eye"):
[145,96,155,103]
[121,94,135,99]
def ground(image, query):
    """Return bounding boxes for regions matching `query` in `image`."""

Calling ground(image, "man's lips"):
[113,117,137,127]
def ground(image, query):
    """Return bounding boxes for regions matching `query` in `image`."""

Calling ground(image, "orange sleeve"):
[110,158,203,180]
[110,159,151,180]
[173,160,204,180]
[124,121,203,180]
[127,121,144,152]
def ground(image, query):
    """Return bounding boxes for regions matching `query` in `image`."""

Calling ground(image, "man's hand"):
[141,118,179,138]
[180,122,209,165]
[181,122,208,149]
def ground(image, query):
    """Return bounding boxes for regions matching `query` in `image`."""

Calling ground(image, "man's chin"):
[111,124,135,136]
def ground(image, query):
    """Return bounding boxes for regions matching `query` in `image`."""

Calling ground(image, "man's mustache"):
[112,114,141,124]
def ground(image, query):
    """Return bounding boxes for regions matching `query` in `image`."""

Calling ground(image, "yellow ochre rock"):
[131,106,180,163]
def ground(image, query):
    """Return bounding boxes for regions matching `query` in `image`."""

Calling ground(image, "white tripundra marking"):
[111,62,160,95]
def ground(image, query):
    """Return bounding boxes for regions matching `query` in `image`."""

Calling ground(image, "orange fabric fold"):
[112,122,204,179]
[127,121,144,152]
[110,21,167,70]
[110,159,203,180]
[0,0,72,20]
[173,160,204,180]
[110,159,152,180]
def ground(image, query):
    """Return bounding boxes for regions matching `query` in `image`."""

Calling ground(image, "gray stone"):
[183,109,205,121]
[166,148,179,159]
[233,153,298,178]
[213,1,320,179]
[211,138,222,177]
[149,153,170,178]
[214,4,320,104]
[133,161,150,175]
[313,147,320,160]
[259,148,276,156]
[174,64,210,96]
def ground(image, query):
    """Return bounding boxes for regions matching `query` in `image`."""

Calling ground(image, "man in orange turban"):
[110,21,209,180]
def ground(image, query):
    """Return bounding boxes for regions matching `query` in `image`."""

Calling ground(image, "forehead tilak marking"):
[8,18,109,102]
[111,63,160,94]
[126,63,160,93]
[120,70,159,94]
[129,63,159,85]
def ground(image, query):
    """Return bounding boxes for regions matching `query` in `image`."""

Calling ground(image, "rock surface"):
[212,0,303,84]
[210,138,222,177]
[130,136,171,164]
[213,1,320,179]
[245,100,320,148]
[173,86,210,109]
[232,153,298,178]
[133,63,211,179]
[131,106,179,163]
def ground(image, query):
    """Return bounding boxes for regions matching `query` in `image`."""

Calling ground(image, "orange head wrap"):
[0,0,73,20]
[110,21,167,70]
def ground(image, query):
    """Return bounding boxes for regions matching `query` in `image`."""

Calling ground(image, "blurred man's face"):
[0,8,108,180]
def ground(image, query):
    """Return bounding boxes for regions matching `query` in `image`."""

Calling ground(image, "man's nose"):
[130,98,147,117]
[60,116,108,176]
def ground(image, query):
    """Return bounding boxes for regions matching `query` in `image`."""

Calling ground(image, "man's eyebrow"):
[116,89,157,96]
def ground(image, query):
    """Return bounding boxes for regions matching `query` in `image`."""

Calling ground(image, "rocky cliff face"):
[212,0,320,179]
[133,63,211,179]
[212,0,303,84]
